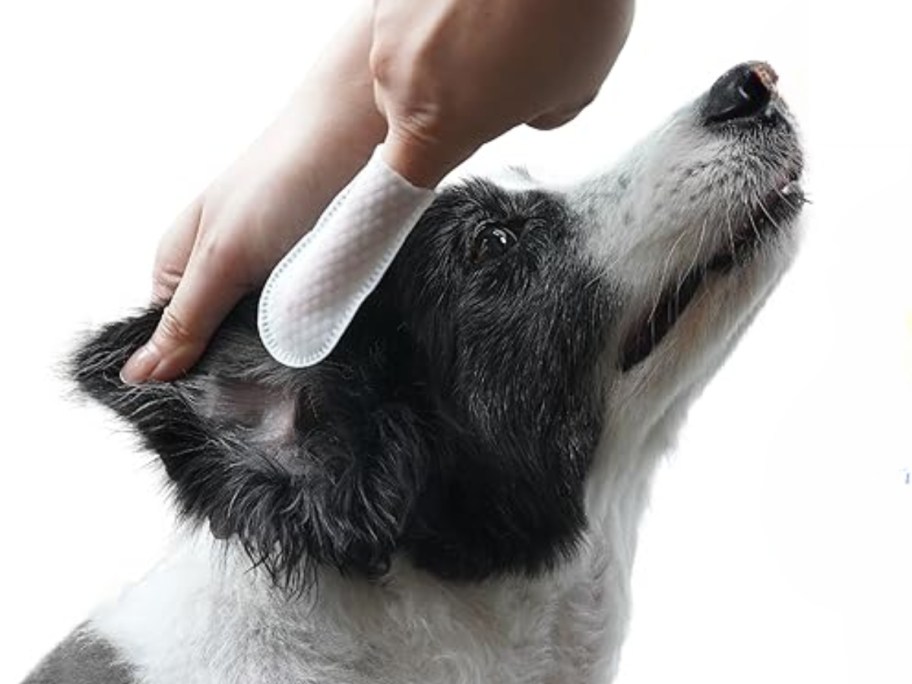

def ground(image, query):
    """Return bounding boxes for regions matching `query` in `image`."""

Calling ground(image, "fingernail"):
[120,344,160,385]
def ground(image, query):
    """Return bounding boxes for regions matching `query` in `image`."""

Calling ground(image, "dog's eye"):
[469,223,518,264]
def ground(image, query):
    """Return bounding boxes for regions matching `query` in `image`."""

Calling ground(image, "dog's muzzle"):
[704,61,779,124]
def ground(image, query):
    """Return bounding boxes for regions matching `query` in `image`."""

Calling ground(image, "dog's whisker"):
[648,224,691,324]
[43,60,806,684]
[724,203,738,263]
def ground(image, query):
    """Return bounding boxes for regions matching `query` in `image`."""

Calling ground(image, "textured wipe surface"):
[258,146,435,367]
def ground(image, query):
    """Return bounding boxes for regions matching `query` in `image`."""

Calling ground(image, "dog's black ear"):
[70,297,428,589]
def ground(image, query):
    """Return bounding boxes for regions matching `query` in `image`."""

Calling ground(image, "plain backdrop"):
[1,1,910,682]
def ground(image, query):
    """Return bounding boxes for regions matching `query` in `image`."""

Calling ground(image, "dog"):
[24,61,805,684]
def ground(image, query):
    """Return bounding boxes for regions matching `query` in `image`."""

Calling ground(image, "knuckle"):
[155,306,196,347]
[390,115,443,151]
[370,39,447,126]
[368,41,395,84]
[152,263,184,299]
[369,32,423,86]
[196,231,246,273]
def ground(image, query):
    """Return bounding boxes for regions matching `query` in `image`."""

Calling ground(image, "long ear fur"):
[69,184,611,588]
[70,297,429,590]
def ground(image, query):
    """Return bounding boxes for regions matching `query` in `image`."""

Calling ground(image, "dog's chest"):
[88,531,627,684]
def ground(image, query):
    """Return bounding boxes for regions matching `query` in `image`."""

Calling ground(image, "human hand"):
[371,0,635,186]
[121,0,634,383]
[120,10,386,384]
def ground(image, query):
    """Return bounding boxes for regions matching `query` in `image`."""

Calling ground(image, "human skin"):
[120,0,635,384]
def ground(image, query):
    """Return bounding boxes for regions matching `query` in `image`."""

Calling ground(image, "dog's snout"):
[704,62,778,124]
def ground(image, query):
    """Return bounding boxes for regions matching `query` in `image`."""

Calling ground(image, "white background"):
[1,1,910,682]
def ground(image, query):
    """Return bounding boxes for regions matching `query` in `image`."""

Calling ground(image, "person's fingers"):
[151,199,203,305]
[527,92,598,131]
[379,121,478,189]
[526,108,583,131]
[120,234,251,384]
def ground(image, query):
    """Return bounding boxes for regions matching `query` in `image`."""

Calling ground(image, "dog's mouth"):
[619,174,805,371]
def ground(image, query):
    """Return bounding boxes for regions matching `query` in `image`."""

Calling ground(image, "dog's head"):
[72,63,804,589]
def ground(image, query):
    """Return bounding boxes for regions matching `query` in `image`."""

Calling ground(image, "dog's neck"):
[87,429,672,684]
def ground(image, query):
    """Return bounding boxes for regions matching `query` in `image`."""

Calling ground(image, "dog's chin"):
[619,177,805,372]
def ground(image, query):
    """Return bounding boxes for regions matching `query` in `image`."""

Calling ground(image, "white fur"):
[92,522,629,684]
[88,95,801,684]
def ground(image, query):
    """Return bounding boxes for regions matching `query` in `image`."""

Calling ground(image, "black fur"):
[71,181,613,589]
[22,626,136,684]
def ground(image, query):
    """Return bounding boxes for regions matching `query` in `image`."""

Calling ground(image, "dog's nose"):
[704,62,778,123]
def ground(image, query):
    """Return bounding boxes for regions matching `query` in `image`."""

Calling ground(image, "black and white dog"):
[25,62,804,684]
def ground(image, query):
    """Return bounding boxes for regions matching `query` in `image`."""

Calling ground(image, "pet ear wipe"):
[258,145,435,367]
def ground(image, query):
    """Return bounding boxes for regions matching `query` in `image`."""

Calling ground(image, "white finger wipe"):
[257,146,436,367]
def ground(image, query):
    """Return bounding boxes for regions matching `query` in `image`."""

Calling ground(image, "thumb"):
[120,240,250,385]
